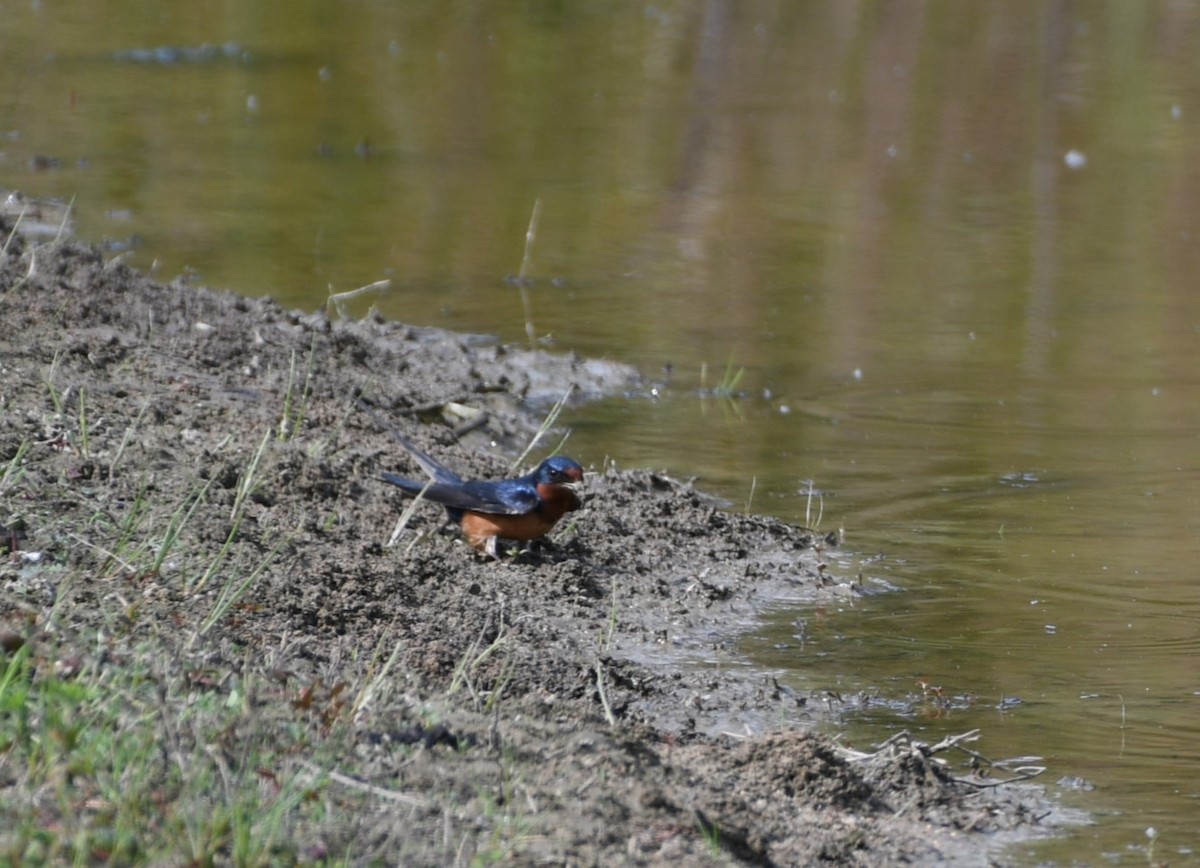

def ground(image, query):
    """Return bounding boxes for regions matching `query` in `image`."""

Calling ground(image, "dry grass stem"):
[517,198,541,345]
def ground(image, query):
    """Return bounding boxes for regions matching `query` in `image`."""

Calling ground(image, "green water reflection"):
[6,2,1200,862]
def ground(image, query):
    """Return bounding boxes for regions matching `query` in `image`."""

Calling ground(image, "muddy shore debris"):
[0,227,1067,864]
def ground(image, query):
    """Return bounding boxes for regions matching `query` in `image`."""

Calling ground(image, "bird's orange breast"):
[460,511,558,550]
[458,484,581,551]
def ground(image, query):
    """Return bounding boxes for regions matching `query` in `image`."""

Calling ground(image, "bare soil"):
[0,229,1064,865]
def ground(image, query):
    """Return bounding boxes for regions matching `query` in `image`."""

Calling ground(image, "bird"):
[381,433,584,556]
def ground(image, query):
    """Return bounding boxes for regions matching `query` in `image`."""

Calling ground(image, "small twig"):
[928,729,982,754]
[54,195,76,242]
[386,478,434,548]
[78,386,90,459]
[871,730,916,752]
[1,203,28,256]
[953,766,1047,788]
[109,399,150,485]
[803,480,824,530]
[517,198,541,345]
[297,760,427,807]
[66,532,135,575]
[10,247,38,293]
[451,409,490,439]
[509,384,573,473]
[594,658,616,727]
[602,579,618,654]
[384,399,469,417]
[717,729,754,740]
[326,279,391,320]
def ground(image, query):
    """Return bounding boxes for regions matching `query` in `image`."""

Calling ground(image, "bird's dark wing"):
[381,472,435,497]
[358,401,465,486]
[394,433,463,485]
[380,473,540,515]
[438,479,542,515]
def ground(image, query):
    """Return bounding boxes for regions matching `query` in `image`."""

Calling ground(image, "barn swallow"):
[381,434,584,556]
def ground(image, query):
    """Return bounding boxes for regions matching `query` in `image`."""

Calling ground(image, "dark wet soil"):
[0,227,1064,865]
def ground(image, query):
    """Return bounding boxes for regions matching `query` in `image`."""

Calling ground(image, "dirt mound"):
[0,232,1061,864]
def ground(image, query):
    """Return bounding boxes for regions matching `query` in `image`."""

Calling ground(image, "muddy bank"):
[0,229,1064,864]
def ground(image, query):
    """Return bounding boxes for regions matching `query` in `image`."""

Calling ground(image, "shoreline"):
[0,230,1066,864]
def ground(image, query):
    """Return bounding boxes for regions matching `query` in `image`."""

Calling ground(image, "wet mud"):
[0,229,1066,864]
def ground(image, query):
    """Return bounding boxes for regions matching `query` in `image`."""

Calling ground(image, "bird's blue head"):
[534,456,584,485]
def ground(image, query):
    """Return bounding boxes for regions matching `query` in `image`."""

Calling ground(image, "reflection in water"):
[5,2,1200,862]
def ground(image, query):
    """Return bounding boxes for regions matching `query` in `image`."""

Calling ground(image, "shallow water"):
[6,2,1200,862]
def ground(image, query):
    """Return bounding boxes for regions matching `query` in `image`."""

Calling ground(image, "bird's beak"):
[562,467,585,500]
